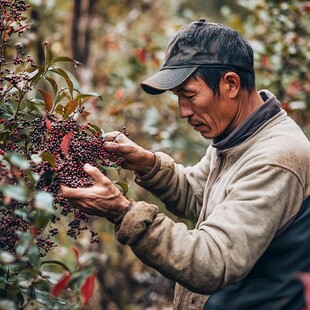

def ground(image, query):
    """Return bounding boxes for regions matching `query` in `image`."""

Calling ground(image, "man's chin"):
[199,131,214,140]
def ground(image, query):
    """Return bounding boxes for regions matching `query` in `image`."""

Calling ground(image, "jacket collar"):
[212,90,281,151]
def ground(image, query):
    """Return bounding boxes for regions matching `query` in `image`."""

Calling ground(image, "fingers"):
[83,163,109,185]
[60,184,88,199]
[61,164,115,197]
[104,141,136,155]
[103,131,121,142]
[103,131,127,143]
[61,165,109,197]
[103,131,133,144]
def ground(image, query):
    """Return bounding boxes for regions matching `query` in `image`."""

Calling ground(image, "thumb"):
[83,163,107,184]
[104,141,136,155]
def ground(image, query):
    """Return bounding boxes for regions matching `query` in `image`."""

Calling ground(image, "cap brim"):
[140,67,198,95]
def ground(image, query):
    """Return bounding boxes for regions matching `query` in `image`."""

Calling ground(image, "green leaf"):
[24,287,72,309]
[4,152,30,169]
[40,260,72,273]
[50,68,74,98]
[27,245,41,270]
[114,181,129,194]
[75,92,102,105]
[34,191,54,214]
[96,159,121,172]
[88,124,102,133]
[55,89,70,104]
[18,127,31,140]
[25,97,46,116]
[40,152,56,168]
[19,268,40,280]
[43,41,54,67]
[51,56,81,67]
[45,77,58,97]
[15,231,33,256]
[27,97,44,105]
[32,192,55,228]
[79,251,106,266]
[0,101,15,120]
[63,70,80,91]
[68,267,93,289]
[26,170,40,187]
[31,154,42,165]
[0,266,7,283]
[0,251,16,264]
[0,300,17,310]
[0,184,29,202]
[31,210,53,229]
[85,126,96,135]
[27,67,39,77]
[28,66,45,85]
[14,208,29,221]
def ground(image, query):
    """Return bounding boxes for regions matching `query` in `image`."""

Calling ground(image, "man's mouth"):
[189,119,208,131]
[190,123,201,129]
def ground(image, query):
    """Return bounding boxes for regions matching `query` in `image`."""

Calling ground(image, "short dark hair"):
[195,66,256,97]
[193,24,256,96]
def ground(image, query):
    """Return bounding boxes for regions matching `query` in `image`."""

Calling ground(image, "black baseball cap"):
[141,19,254,95]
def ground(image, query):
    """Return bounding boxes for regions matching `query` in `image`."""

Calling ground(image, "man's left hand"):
[60,163,130,221]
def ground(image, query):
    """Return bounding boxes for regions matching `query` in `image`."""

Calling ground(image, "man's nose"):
[179,100,194,118]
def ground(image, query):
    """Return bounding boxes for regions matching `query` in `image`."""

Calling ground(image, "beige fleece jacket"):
[115,108,310,309]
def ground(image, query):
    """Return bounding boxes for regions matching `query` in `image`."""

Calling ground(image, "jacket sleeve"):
[115,163,305,294]
[135,149,212,221]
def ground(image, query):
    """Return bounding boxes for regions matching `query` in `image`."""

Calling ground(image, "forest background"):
[0,0,309,309]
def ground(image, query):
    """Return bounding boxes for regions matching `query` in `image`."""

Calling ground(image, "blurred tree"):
[71,0,96,66]
[222,0,310,133]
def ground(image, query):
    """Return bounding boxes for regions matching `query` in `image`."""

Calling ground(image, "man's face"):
[172,75,239,139]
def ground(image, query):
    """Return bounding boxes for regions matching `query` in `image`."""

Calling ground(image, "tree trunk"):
[71,0,96,66]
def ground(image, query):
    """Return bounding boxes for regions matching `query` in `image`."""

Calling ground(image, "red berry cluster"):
[0,0,35,96]
[0,200,30,253]
[0,153,32,254]
[0,115,126,256]
[0,0,30,21]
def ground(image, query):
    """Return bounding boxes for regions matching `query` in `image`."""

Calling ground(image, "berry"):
[0,114,127,255]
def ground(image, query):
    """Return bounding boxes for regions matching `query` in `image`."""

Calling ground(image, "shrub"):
[0,1,125,308]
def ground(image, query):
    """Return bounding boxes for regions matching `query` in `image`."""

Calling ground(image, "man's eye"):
[186,95,195,100]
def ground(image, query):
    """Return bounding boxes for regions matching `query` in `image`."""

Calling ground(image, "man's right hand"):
[103,131,155,175]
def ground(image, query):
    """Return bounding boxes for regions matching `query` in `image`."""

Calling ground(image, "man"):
[61,19,310,309]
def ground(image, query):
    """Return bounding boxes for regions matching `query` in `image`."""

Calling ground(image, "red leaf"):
[72,246,80,261]
[60,131,73,156]
[64,100,78,117]
[45,118,52,131]
[72,246,80,270]
[135,47,146,63]
[80,273,96,305]
[51,271,71,297]
[301,3,310,13]
[299,273,310,306]
[38,89,54,112]
[29,225,38,236]
[115,88,123,100]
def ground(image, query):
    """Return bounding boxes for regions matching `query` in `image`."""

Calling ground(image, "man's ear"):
[222,72,241,99]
